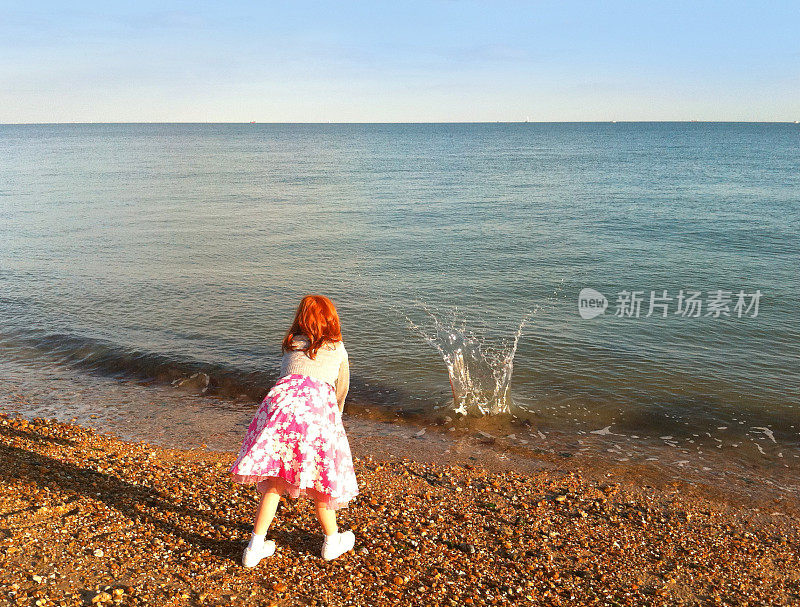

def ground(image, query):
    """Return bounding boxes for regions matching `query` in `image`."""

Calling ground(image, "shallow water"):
[1,123,799,478]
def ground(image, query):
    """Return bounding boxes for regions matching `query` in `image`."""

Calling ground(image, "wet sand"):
[2,412,799,607]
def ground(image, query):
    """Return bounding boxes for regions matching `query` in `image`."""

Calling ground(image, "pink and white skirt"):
[229,374,358,510]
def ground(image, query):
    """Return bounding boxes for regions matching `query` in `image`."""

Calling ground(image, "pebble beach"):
[2,413,799,607]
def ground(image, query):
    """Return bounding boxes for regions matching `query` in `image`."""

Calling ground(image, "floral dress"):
[229,374,358,510]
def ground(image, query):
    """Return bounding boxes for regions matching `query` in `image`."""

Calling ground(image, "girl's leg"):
[253,479,282,535]
[313,491,354,560]
[313,498,338,535]
[242,480,280,567]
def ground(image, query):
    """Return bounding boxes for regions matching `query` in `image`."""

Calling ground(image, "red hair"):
[282,295,343,359]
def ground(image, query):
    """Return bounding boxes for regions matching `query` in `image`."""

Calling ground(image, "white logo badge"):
[579,288,607,319]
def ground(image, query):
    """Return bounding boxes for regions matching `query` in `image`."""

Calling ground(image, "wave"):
[0,328,407,411]
[0,329,273,401]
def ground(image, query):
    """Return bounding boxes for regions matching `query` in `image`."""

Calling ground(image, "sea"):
[1,123,799,498]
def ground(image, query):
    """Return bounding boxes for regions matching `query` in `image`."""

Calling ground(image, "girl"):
[230,295,358,567]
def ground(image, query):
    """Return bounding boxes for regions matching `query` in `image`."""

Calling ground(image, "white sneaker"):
[321,531,355,561]
[242,539,276,568]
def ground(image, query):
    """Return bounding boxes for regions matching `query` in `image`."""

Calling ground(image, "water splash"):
[407,306,534,416]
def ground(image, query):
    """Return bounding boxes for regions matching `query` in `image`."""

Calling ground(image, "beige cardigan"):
[279,336,350,411]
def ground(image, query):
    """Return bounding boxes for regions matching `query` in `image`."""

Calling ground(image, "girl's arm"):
[335,356,350,413]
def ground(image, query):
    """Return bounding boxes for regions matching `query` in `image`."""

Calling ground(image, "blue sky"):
[2,1,798,122]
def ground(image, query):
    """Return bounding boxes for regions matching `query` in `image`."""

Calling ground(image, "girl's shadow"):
[0,427,321,561]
